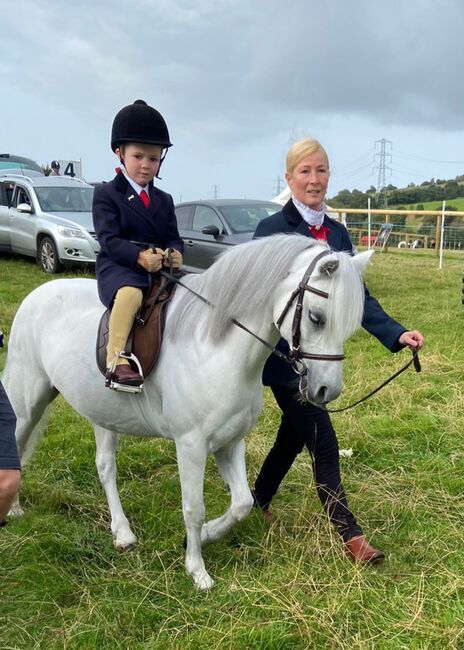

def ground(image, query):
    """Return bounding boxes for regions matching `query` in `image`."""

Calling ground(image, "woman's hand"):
[137,248,164,272]
[163,248,183,270]
[398,330,425,350]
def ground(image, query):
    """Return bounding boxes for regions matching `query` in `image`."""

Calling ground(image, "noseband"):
[276,249,344,370]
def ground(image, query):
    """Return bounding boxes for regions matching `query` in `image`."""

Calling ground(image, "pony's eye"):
[308,309,325,327]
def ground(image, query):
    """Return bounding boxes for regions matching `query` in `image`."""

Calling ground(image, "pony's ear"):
[351,250,374,276]
[319,258,339,276]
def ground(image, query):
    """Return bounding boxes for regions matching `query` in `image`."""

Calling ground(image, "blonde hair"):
[286,139,329,175]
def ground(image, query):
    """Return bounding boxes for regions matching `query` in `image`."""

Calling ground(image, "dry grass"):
[1,249,464,649]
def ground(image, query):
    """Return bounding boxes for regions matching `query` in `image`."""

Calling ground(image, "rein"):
[310,348,421,413]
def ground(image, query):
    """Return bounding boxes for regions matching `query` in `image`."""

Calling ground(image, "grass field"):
[1,249,464,649]
[404,197,464,212]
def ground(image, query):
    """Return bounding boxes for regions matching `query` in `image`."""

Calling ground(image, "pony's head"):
[273,244,373,404]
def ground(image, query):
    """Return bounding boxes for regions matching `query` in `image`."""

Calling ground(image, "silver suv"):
[0,172,99,273]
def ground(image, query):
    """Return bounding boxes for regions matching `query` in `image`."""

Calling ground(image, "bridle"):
[275,249,344,369]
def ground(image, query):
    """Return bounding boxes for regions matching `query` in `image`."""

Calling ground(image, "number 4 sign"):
[58,160,82,179]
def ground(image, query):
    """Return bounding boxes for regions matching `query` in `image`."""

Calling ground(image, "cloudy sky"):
[2,0,464,202]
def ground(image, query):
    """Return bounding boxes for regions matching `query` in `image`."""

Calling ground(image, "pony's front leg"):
[175,440,213,590]
[202,438,253,545]
[93,425,137,550]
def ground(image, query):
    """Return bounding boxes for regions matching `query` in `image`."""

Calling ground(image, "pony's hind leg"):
[201,438,253,545]
[93,425,137,550]
[175,439,213,590]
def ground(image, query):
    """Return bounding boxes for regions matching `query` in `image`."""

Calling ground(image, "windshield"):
[35,186,94,212]
[220,203,281,233]
[0,155,43,174]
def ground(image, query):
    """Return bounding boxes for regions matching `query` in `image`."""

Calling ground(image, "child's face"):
[116,143,163,185]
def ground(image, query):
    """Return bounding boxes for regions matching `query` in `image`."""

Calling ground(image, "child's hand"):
[163,248,183,270]
[138,248,164,272]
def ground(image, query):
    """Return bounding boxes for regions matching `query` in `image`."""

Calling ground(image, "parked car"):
[175,199,281,272]
[0,153,44,175]
[0,172,99,273]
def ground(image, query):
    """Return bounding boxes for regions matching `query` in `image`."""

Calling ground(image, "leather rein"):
[160,248,421,412]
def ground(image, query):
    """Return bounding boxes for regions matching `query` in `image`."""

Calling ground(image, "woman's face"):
[286,150,329,210]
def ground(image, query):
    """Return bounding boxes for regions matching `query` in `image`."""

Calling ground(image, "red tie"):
[309,225,329,241]
[140,190,150,208]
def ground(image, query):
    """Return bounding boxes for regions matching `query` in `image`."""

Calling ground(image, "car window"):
[35,187,93,212]
[175,205,192,229]
[14,186,31,207]
[192,206,224,233]
[220,204,280,233]
[0,182,14,207]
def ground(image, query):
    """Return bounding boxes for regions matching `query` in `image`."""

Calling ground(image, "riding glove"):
[163,248,183,270]
[138,247,164,273]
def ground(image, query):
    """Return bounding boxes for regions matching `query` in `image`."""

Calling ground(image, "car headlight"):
[57,225,87,239]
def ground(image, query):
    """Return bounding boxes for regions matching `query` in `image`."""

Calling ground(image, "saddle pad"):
[96,276,177,379]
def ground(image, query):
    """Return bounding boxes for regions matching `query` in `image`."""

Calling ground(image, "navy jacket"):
[255,199,406,386]
[93,172,184,307]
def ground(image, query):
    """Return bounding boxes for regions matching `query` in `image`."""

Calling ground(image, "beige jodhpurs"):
[106,286,143,367]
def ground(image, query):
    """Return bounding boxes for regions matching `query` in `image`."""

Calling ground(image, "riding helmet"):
[51,160,60,170]
[111,99,173,152]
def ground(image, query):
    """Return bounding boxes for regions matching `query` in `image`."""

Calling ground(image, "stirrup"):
[105,352,144,393]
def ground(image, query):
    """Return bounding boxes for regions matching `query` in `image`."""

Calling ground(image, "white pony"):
[3,234,371,589]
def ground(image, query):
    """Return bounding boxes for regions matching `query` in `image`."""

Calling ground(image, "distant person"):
[50,160,61,176]
[251,138,424,564]
[0,332,21,527]
[92,99,184,390]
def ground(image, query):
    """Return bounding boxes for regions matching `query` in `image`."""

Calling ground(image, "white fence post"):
[439,200,446,270]
[367,197,371,251]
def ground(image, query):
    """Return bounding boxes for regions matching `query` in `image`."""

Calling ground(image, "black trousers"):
[253,384,362,542]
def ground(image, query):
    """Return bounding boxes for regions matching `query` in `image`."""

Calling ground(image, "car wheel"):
[38,236,64,274]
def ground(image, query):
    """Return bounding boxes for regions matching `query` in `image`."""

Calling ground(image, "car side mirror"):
[201,225,221,237]
[16,203,32,214]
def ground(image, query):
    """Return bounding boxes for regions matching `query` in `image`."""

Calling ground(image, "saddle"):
[96,273,178,381]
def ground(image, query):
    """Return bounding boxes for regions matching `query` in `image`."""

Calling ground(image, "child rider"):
[93,99,184,390]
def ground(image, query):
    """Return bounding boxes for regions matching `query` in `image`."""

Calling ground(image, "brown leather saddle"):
[96,273,178,379]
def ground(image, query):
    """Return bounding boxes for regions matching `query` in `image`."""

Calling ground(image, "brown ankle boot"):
[111,364,143,386]
[345,535,385,564]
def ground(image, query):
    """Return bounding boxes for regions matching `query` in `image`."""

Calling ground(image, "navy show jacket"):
[255,199,406,386]
[92,172,184,307]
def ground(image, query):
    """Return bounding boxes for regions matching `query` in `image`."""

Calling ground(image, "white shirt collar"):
[122,168,149,195]
[292,196,326,227]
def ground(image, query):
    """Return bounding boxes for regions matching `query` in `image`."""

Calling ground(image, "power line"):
[395,149,464,165]
[331,148,375,175]
[331,161,375,181]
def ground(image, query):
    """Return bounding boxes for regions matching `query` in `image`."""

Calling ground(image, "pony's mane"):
[168,235,317,340]
[167,234,364,342]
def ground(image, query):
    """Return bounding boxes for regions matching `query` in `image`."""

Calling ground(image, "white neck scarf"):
[292,196,327,227]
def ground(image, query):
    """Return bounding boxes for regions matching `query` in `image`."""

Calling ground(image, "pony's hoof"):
[194,572,215,590]
[115,540,137,552]
[114,532,137,552]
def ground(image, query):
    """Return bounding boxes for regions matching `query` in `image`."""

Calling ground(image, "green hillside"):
[403,198,464,212]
